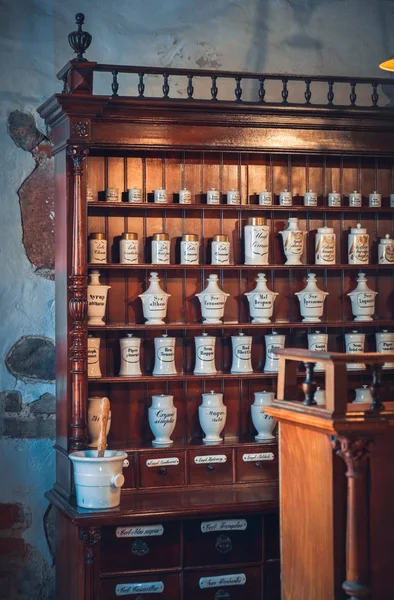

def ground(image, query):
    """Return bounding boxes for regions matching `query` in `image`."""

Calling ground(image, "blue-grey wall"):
[1,1,393,597]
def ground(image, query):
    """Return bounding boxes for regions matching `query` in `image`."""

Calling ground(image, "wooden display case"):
[38,14,394,600]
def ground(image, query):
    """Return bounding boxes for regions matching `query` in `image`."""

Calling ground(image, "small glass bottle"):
[152,233,170,264]
[89,233,107,264]
[120,232,138,264]
[211,234,230,265]
[180,234,199,264]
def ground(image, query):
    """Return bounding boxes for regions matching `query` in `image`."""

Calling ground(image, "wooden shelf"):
[88,263,394,271]
[88,320,394,332]
[88,202,394,213]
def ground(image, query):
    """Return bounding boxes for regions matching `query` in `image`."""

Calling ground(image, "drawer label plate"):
[201,519,247,533]
[116,525,164,538]
[116,581,164,595]
[199,574,246,589]
[242,452,275,462]
[194,454,227,464]
[146,457,179,467]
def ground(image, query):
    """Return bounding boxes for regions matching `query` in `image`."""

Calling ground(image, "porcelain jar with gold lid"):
[244,217,270,265]
[89,232,107,264]
[211,234,230,265]
[120,232,138,264]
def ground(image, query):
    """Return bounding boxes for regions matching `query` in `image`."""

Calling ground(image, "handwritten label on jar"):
[201,519,247,533]
[285,232,303,255]
[148,296,167,311]
[197,345,215,361]
[90,240,107,263]
[349,237,368,263]
[380,245,394,263]
[181,241,199,264]
[212,242,230,264]
[120,240,138,264]
[151,410,176,428]
[116,581,164,596]
[235,344,251,360]
[146,457,179,468]
[206,409,226,423]
[194,455,227,464]
[122,347,139,363]
[88,348,99,364]
[356,293,375,308]
[199,574,246,589]
[316,236,335,263]
[116,525,164,538]
[242,452,275,462]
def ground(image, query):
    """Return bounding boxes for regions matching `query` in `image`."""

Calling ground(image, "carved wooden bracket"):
[331,436,373,600]
[80,527,101,598]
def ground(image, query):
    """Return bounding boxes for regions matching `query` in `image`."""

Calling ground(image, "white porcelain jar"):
[119,334,142,377]
[179,188,191,204]
[154,188,168,203]
[307,331,328,372]
[211,235,230,265]
[227,189,240,205]
[87,270,111,325]
[314,387,326,406]
[251,391,276,442]
[328,191,341,207]
[152,233,170,265]
[196,274,229,324]
[280,218,305,265]
[194,333,217,375]
[345,331,365,370]
[315,227,336,265]
[378,234,394,264]
[279,189,292,206]
[87,396,111,447]
[245,273,278,323]
[153,335,177,376]
[139,272,170,325]
[354,385,373,404]
[347,272,377,321]
[207,188,220,204]
[120,232,139,264]
[259,190,272,206]
[86,187,94,202]
[264,332,285,373]
[89,233,107,264]
[295,273,328,322]
[127,187,142,203]
[106,188,120,202]
[181,234,199,265]
[88,336,102,378]
[369,191,381,207]
[244,217,270,265]
[349,191,362,207]
[149,395,177,447]
[348,223,369,264]
[304,190,317,206]
[231,333,253,374]
[375,330,394,369]
[199,391,227,444]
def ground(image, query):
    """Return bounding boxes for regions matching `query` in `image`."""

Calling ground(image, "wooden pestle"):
[97,397,110,457]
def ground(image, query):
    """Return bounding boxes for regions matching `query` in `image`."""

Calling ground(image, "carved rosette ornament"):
[79,528,101,598]
[72,120,90,138]
[331,436,373,600]
[68,145,89,451]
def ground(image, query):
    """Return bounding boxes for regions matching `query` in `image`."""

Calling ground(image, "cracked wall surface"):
[0,0,394,598]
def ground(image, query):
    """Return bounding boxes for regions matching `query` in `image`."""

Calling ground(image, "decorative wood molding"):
[68,145,89,452]
[331,436,373,600]
[79,527,101,599]
[71,120,90,138]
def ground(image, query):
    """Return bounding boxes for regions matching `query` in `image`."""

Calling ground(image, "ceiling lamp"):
[379,55,394,72]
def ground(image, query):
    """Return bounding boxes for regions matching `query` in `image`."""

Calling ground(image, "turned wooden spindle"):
[302,361,317,406]
[97,397,110,457]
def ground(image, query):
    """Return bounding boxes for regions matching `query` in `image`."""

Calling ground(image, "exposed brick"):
[8,111,45,153]
[3,418,55,439]
[3,391,22,413]
[5,336,55,382]
[30,393,55,415]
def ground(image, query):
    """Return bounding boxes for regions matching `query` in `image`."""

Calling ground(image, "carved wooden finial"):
[68,13,92,62]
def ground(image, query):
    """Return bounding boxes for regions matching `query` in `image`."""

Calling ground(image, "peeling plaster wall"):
[1,0,394,597]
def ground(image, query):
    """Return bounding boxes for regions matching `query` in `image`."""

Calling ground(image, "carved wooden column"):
[331,437,372,600]
[79,527,101,600]
[68,145,89,451]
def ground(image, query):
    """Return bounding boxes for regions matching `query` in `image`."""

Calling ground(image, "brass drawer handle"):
[158,467,167,475]
[207,464,215,471]
[215,534,233,554]
[215,589,231,600]
[254,461,263,468]
[131,539,149,557]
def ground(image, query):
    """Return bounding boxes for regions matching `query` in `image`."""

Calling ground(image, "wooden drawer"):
[184,567,262,600]
[184,516,262,567]
[235,446,278,483]
[139,452,185,488]
[100,522,181,573]
[188,449,233,486]
[100,573,181,599]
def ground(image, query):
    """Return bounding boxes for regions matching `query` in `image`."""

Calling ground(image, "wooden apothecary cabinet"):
[38,14,394,600]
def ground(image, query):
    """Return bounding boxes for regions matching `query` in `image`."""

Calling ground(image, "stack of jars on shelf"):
[87,186,394,208]
[88,219,394,266]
